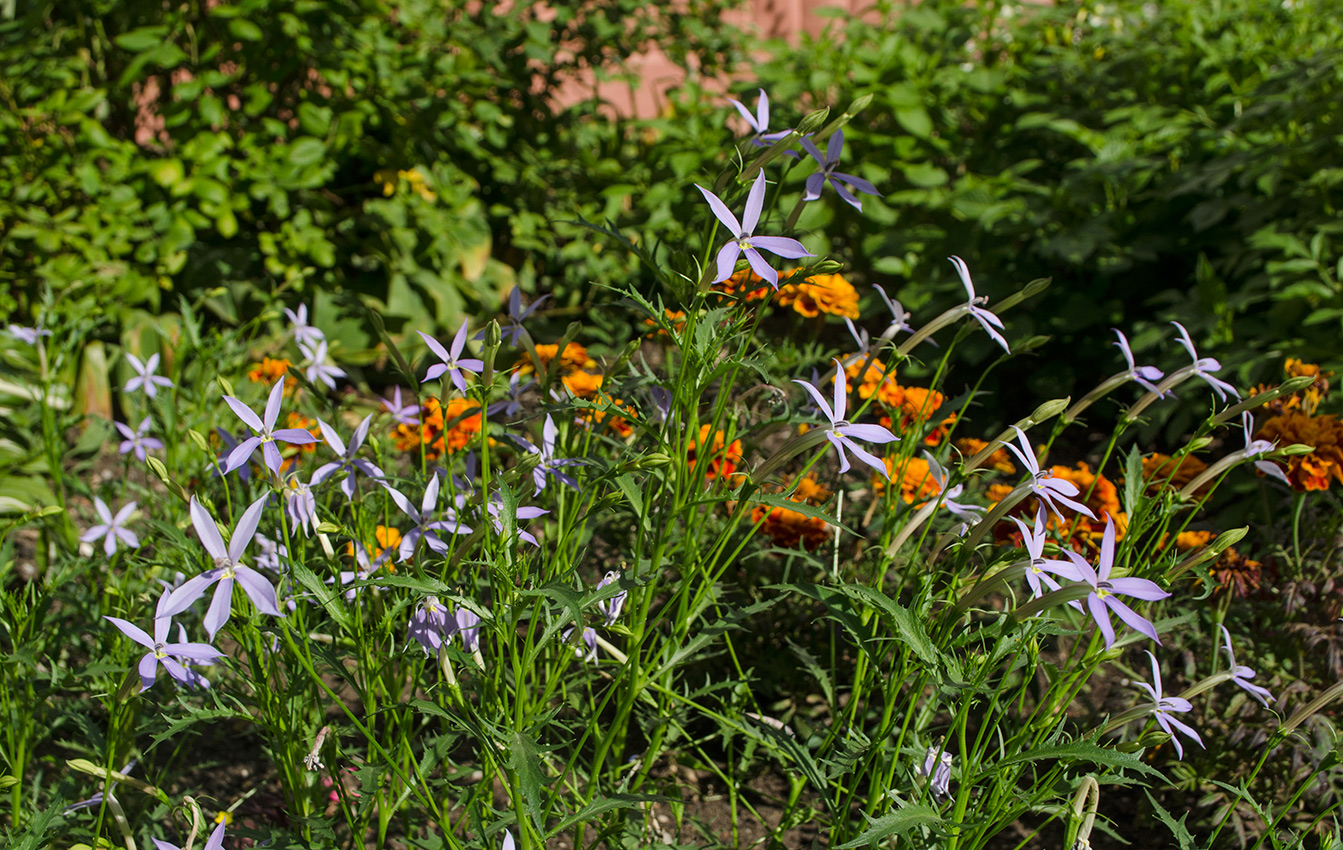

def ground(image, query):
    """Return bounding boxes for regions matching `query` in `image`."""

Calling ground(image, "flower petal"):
[695,184,741,235]
[190,497,228,560]
[235,566,282,616]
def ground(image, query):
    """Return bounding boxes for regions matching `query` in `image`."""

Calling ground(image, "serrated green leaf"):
[835,805,941,848]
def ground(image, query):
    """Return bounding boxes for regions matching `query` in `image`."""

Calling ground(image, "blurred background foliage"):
[3,0,1342,442]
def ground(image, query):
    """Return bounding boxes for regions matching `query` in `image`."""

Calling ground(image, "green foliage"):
[752,0,1343,435]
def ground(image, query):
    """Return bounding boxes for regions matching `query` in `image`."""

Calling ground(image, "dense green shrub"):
[750,0,1343,439]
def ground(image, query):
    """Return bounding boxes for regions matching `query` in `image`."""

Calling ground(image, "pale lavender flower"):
[8,325,50,345]
[285,476,318,537]
[455,606,482,653]
[1062,518,1170,649]
[419,322,484,395]
[253,533,287,574]
[564,625,599,664]
[918,746,953,801]
[1009,506,1082,600]
[81,497,140,557]
[873,284,916,339]
[1135,650,1203,760]
[222,378,321,475]
[512,414,584,494]
[312,415,384,499]
[843,318,871,356]
[923,452,984,523]
[285,303,324,347]
[502,828,516,850]
[162,495,283,640]
[407,596,455,655]
[1241,411,1292,488]
[946,256,1010,352]
[794,360,898,477]
[115,417,163,462]
[800,130,881,212]
[215,428,252,483]
[595,570,627,625]
[485,492,548,546]
[1005,426,1096,522]
[696,170,814,287]
[299,338,346,390]
[382,386,420,426]
[124,352,174,399]
[174,623,214,690]
[497,288,550,346]
[1113,328,1165,395]
[154,820,227,850]
[727,88,792,146]
[1171,321,1240,402]
[386,475,472,561]
[1218,624,1273,708]
[488,372,532,418]
[104,586,224,692]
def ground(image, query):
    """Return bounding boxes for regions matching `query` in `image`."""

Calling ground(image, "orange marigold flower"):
[249,357,296,392]
[841,356,904,409]
[1255,411,1343,491]
[873,455,942,503]
[580,390,637,438]
[1141,453,1210,497]
[515,343,597,377]
[345,525,404,571]
[686,424,743,481]
[751,475,832,551]
[644,309,688,340]
[775,272,860,319]
[1210,548,1262,599]
[1175,529,1213,551]
[1256,358,1333,415]
[956,438,1017,474]
[561,370,604,400]
[391,397,481,461]
[711,268,771,302]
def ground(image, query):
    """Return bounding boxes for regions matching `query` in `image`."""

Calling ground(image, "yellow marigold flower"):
[751,474,832,551]
[1255,411,1343,491]
[515,343,597,377]
[686,424,743,481]
[775,272,860,319]
[956,437,1016,474]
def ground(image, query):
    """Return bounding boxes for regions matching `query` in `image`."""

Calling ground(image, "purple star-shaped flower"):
[800,131,881,212]
[512,414,584,495]
[1112,328,1165,395]
[1009,506,1081,600]
[407,596,455,656]
[455,606,483,653]
[124,352,174,399]
[385,475,471,562]
[1062,518,1170,649]
[80,496,140,557]
[564,625,600,664]
[1241,411,1292,488]
[873,284,916,338]
[793,360,899,477]
[485,491,548,546]
[1218,624,1273,708]
[285,476,318,537]
[947,257,1010,353]
[299,338,346,390]
[728,88,793,147]
[8,325,50,345]
[382,387,420,426]
[312,415,384,499]
[696,170,814,288]
[221,379,321,476]
[1171,321,1240,402]
[105,586,224,693]
[116,417,164,462]
[162,495,283,640]
[1004,426,1097,523]
[419,322,484,395]
[488,372,533,418]
[285,303,325,347]
[1135,650,1203,760]
[923,452,984,523]
[595,570,627,625]
[498,288,549,346]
